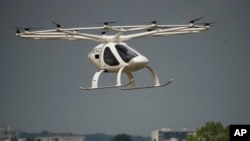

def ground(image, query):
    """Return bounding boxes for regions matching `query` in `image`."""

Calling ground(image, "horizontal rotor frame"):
[16,21,210,43]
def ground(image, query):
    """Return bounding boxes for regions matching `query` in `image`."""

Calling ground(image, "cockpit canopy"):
[103,44,138,66]
[115,44,138,63]
[88,42,147,72]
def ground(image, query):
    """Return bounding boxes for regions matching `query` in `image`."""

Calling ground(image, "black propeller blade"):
[189,17,204,23]
[23,27,40,31]
[52,21,63,28]
[15,26,41,33]
[103,21,117,26]
[199,21,218,26]
[101,30,113,35]
[146,17,166,25]
[92,21,118,26]
[147,28,157,32]
[16,27,20,33]
[151,21,157,24]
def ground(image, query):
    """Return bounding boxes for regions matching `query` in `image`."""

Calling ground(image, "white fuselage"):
[88,42,148,73]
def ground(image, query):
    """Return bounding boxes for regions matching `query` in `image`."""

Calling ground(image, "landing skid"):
[80,79,134,90]
[80,65,172,90]
[119,79,173,90]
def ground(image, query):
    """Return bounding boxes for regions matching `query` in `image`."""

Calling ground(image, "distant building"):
[0,126,20,141]
[151,128,194,141]
[35,133,85,141]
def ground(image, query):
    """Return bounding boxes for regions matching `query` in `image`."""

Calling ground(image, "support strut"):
[80,65,172,90]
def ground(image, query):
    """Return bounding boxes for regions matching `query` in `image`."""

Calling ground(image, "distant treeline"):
[19,131,150,141]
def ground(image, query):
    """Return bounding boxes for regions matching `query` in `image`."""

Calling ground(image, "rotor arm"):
[16,28,107,42]
[16,19,210,42]
[152,26,209,36]
[119,26,191,41]
[59,30,106,42]
[16,31,93,40]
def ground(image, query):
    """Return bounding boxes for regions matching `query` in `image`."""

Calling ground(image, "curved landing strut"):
[80,65,173,90]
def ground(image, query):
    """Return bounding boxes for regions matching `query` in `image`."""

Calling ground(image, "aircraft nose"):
[128,56,148,67]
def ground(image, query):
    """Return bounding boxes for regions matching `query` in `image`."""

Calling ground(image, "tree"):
[112,134,132,141]
[186,121,229,141]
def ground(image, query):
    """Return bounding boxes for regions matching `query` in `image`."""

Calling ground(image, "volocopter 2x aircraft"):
[16,17,212,90]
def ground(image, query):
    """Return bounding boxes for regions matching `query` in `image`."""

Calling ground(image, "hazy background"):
[1,0,250,136]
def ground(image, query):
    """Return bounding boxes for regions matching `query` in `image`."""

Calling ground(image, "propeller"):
[52,21,63,28]
[89,30,112,35]
[15,26,41,33]
[189,17,204,23]
[147,27,158,32]
[145,20,160,31]
[100,30,115,35]
[143,20,158,31]
[103,21,117,26]
[101,31,106,35]
[146,17,166,25]
[198,21,218,26]
[151,21,157,24]
[15,26,20,33]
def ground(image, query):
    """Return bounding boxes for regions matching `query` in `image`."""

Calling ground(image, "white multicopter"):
[16,17,211,90]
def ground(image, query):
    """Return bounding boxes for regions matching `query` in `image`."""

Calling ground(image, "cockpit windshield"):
[104,47,119,66]
[115,44,138,63]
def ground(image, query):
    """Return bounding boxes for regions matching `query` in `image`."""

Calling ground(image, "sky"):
[1,0,250,137]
